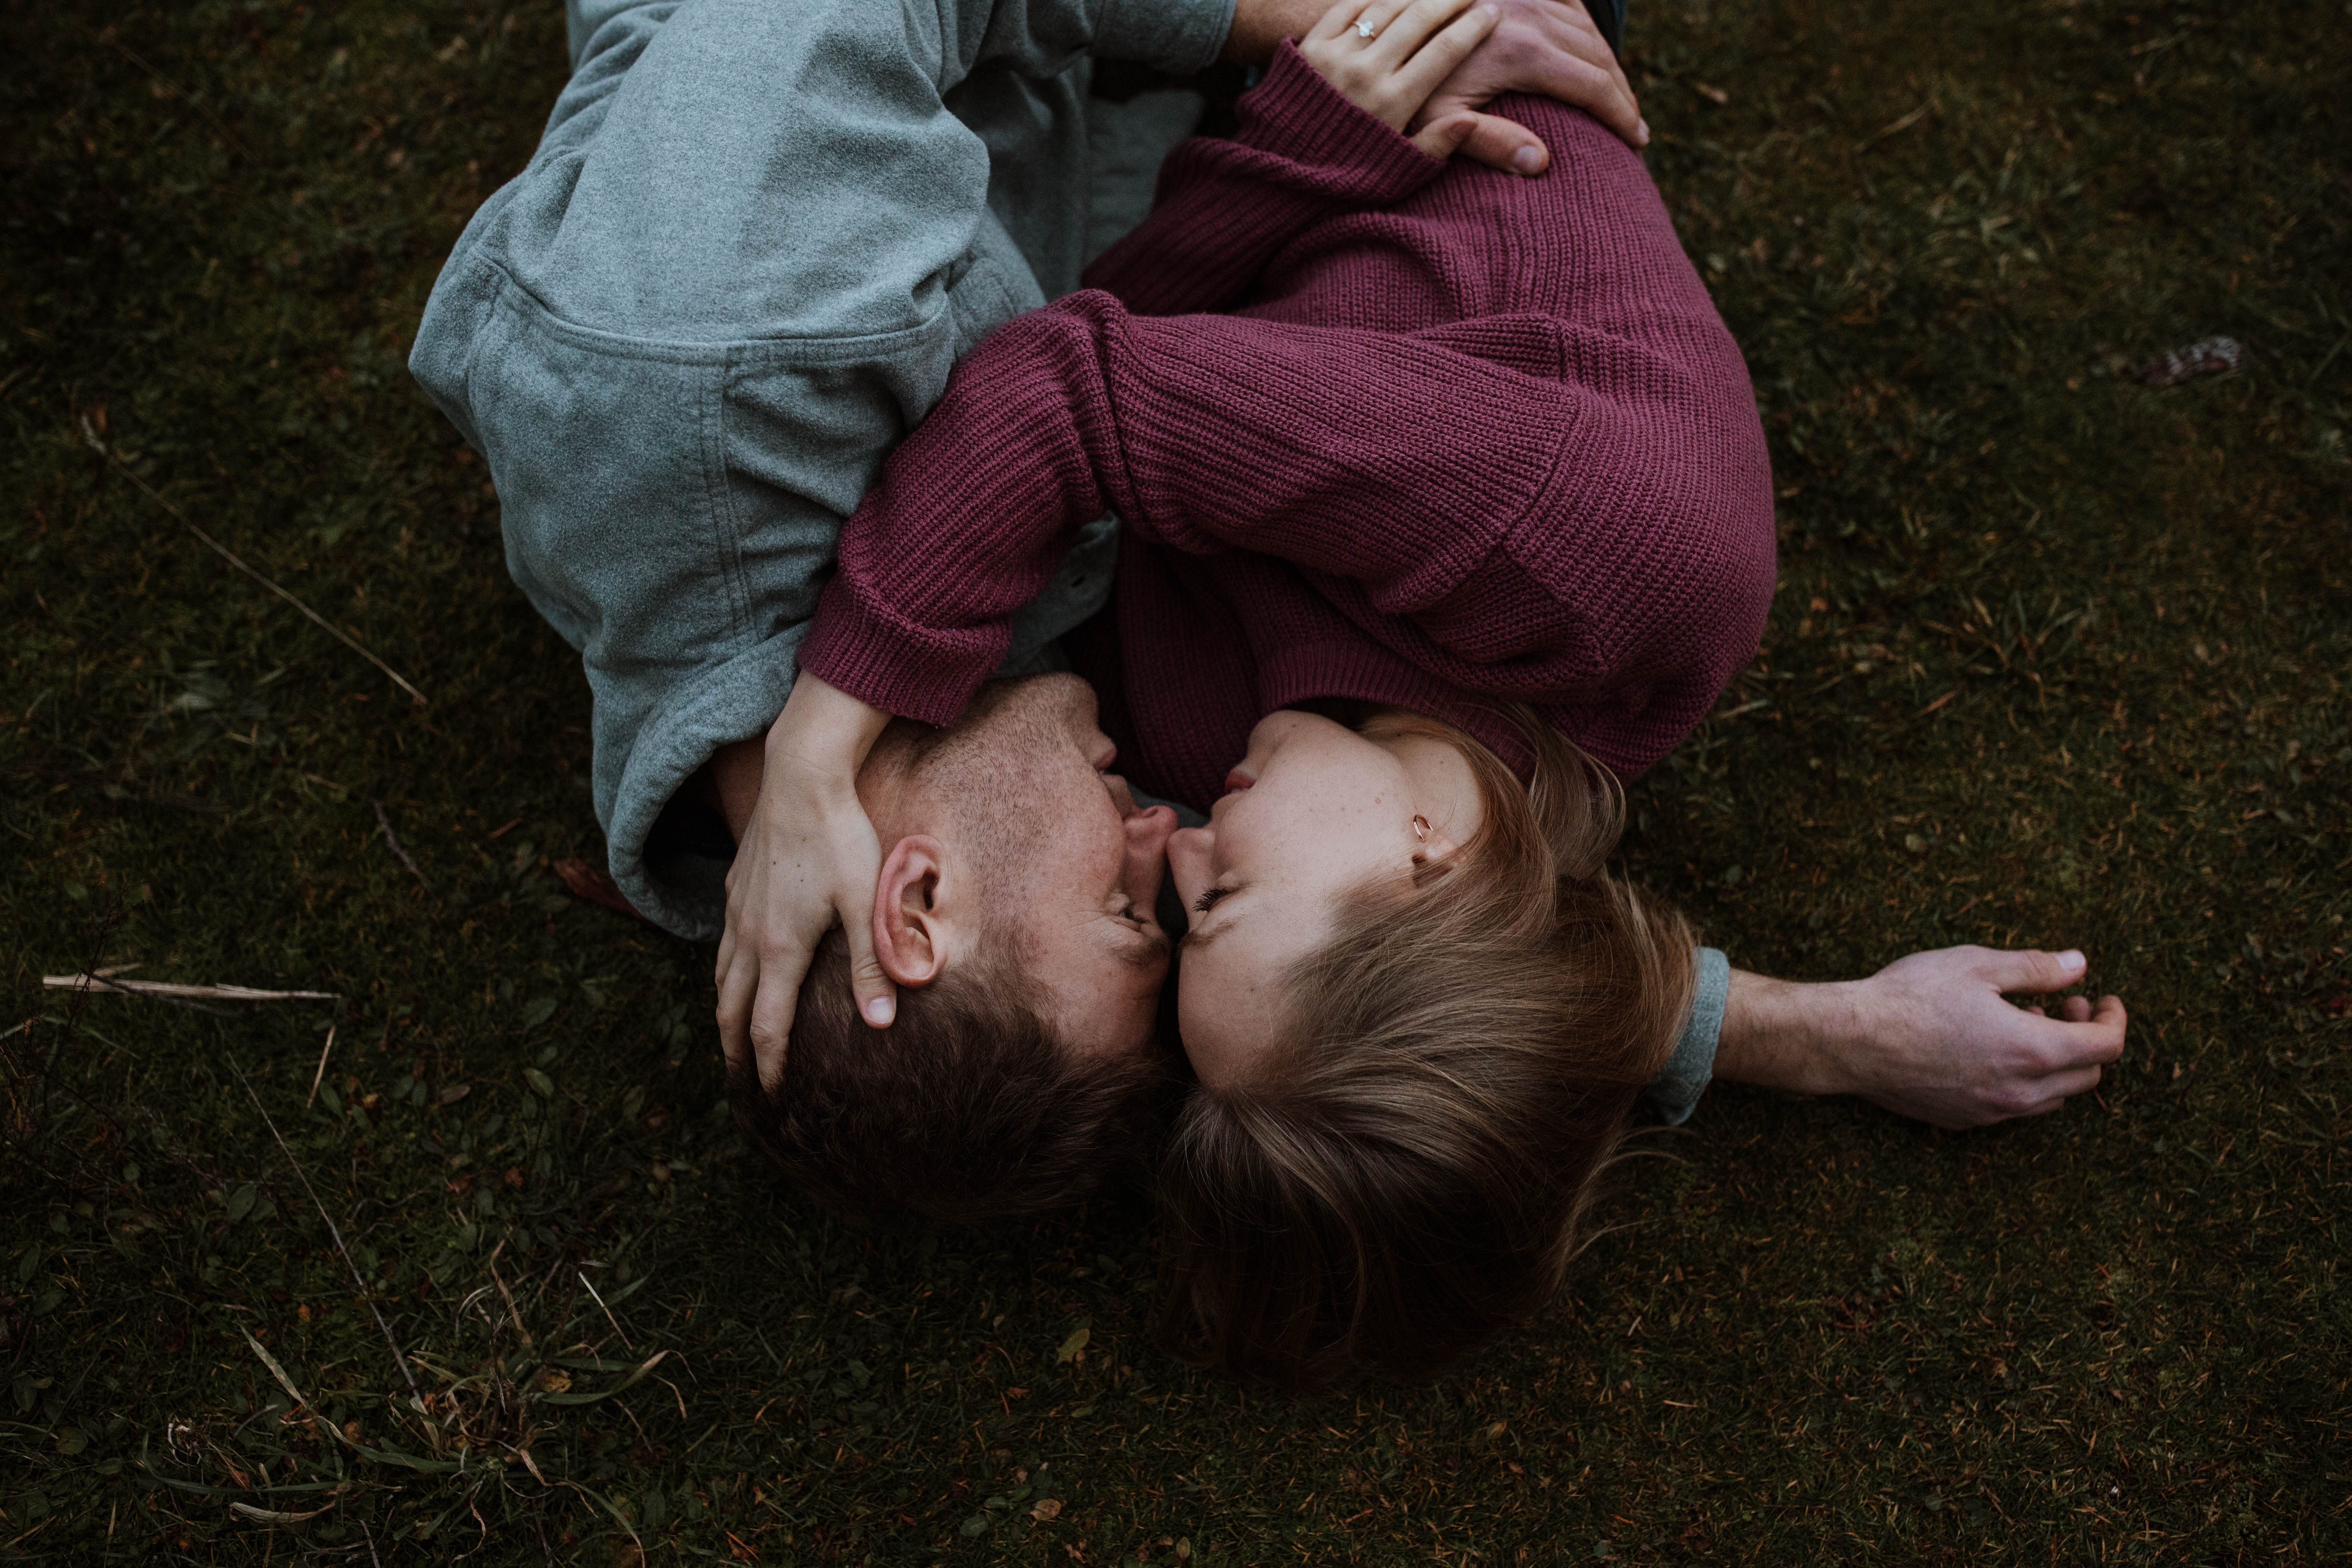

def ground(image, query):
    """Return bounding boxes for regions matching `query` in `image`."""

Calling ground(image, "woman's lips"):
[1222,768,1255,796]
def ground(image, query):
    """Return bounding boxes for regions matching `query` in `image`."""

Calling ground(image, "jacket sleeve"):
[1082,41,1445,315]
[954,0,1237,78]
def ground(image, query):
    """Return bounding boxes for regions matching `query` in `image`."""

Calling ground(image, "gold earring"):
[1412,814,1430,842]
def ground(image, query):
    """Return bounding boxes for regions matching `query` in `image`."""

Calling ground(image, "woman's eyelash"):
[1191,887,1231,915]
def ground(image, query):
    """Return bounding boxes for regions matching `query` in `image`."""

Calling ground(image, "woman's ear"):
[871,835,949,988]
[1409,834,1463,889]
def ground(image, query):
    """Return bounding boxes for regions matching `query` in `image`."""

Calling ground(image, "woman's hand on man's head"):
[713,673,899,1096]
[1715,945,2130,1130]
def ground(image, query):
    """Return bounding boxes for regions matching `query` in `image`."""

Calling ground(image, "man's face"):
[882,674,1176,1057]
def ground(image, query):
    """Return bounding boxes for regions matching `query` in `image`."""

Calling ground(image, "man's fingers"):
[2013,993,2128,1076]
[2084,994,2128,1057]
[1984,946,2090,996]
[2006,1059,2108,1119]
[1496,19,1643,143]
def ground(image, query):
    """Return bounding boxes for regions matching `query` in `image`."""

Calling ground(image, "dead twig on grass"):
[372,801,430,889]
[44,974,336,1003]
[59,969,238,1017]
[81,419,428,706]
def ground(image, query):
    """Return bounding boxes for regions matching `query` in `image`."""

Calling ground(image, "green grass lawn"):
[3,0,2346,1560]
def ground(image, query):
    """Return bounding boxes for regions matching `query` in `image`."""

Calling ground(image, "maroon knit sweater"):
[800,44,1776,813]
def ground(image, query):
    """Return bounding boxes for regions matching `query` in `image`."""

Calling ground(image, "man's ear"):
[872,835,950,989]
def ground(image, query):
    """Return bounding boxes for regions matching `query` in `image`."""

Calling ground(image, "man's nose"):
[1122,802,1177,852]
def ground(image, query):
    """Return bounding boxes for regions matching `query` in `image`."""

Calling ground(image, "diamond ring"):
[1356,16,1378,36]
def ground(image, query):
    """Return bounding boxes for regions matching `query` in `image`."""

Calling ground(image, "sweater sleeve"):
[1081,41,1444,315]
[799,288,1598,726]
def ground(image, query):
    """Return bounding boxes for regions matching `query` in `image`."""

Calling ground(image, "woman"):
[757,0,1774,1385]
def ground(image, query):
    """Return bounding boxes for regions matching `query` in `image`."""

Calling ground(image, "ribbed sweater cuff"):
[798,574,1006,731]
[1234,42,1448,201]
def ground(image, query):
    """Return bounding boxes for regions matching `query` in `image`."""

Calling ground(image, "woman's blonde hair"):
[1157,707,1695,1390]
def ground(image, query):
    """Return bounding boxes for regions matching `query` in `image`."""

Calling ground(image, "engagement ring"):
[1356,17,1378,37]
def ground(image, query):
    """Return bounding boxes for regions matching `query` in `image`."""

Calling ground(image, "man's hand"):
[1715,946,2129,1130]
[1227,0,1644,169]
[1411,0,1644,170]
[713,674,897,1093]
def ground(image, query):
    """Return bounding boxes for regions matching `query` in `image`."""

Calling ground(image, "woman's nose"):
[1163,824,1211,899]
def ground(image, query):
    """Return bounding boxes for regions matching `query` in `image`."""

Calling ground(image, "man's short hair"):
[729,925,1170,1224]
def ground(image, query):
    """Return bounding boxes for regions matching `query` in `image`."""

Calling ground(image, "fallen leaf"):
[2133,335,2242,387]
[1056,1324,1091,1363]
[1032,1498,1064,1522]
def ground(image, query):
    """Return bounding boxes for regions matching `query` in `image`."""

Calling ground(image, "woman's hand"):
[714,673,897,1093]
[1299,0,1504,159]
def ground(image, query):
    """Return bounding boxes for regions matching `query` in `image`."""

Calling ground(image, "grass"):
[2,0,2346,1560]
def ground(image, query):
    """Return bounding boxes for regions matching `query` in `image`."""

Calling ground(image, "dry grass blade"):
[229,1500,340,1524]
[226,1053,423,1402]
[372,801,431,888]
[44,973,340,1001]
[305,1024,338,1108]
[485,1242,534,1348]
[578,1270,634,1354]
[81,420,427,705]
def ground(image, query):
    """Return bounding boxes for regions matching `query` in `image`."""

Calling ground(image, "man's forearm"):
[1705,948,2127,1130]
[1712,968,1871,1096]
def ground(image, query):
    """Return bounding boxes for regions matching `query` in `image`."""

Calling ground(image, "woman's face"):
[1165,709,1483,1087]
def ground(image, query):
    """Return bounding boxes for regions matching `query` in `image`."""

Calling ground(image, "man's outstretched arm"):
[1712,946,2129,1129]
